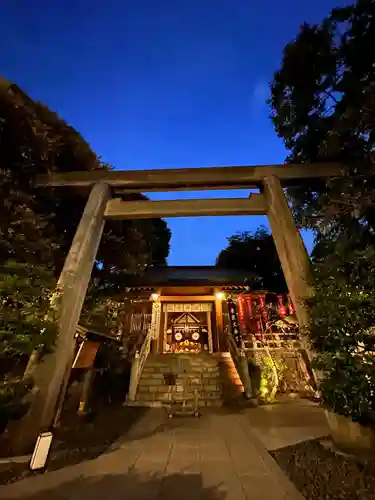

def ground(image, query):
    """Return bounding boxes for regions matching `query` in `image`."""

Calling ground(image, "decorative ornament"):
[174,332,183,341]
[192,332,200,341]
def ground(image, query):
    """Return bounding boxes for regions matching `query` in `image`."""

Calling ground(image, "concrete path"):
[246,396,329,451]
[0,409,305,500]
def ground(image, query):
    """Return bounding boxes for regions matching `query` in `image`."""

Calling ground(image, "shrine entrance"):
[20,162,342,450]
[162,303,214,354]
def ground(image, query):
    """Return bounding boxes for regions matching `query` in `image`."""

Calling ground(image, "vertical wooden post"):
[207,310,213,353]
[127,353,140,402]
[150,300,161,354]
[11,183,110,453]
[161,308,168,353]
[214,288,224,352]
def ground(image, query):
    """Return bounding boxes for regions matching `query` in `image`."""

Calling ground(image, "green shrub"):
[308,243,375,426]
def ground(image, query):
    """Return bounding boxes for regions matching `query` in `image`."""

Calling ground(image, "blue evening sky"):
[0,0,345,265]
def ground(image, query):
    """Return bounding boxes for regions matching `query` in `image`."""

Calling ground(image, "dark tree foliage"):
[269,0,375,241]
[0,77,171,279]
[0,77,170,421]
[216,227,287,293]
[270,0,375,424]
[0,261,58,427]
[308,238,375,425]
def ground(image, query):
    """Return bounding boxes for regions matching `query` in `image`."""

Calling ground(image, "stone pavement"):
[245,396,329,451]
[0,408,305,500]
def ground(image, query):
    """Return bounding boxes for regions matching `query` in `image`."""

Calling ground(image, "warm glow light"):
[150,293,159,301]
[215,291,225,300]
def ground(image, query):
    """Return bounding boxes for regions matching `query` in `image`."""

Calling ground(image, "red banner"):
[237,295,246,332]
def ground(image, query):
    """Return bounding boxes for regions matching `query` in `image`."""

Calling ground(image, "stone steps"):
[130,353,244,408]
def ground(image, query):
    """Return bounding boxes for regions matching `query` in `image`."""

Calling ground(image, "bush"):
[308,242,375,426]
[0,261,57,430]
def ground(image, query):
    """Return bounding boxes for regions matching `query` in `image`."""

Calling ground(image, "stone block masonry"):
[128,353,244,408]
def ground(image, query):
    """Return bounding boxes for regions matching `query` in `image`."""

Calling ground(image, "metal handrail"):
[127,329,152,402]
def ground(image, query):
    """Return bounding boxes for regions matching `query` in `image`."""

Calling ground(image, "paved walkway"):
[246,396,329,451]
[0,409,305,500]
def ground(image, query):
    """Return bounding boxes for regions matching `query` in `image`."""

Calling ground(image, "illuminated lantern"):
[244,294,253,320]
[277,294,287,318]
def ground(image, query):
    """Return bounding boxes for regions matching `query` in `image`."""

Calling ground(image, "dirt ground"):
[0,405,146,486]
[272,438,375,500]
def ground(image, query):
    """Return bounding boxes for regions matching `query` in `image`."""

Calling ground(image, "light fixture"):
[150,293,159,301]
[215,291,225,300]
[29,431,53,471]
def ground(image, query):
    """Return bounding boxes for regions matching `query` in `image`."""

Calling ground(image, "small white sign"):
[29,431,53,471]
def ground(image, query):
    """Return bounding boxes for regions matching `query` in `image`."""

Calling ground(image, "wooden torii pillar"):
[262,176,316,385]
[10,183,110,454]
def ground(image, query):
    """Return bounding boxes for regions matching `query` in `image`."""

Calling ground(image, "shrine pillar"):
[150,299,161,354]
[214,288,224,352]
[10,183,110,454]
[263,176,317,385]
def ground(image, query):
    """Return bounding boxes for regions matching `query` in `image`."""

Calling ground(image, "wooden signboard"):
[150,301,161,340]
[72,340,100,369]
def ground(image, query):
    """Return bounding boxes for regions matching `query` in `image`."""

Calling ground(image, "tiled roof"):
[123,266,256,287]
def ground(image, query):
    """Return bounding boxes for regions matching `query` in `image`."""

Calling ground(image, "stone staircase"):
[129,352,244,408]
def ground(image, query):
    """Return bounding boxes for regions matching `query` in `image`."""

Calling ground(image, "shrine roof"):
[123,266,255,287]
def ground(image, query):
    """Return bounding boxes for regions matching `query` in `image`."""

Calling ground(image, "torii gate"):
[14,162,342,451]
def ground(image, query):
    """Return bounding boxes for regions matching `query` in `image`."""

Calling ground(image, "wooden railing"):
[224,327,253,399]
[127,329,152,402]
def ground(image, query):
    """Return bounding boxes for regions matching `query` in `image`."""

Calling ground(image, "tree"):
[307,238,375,425]
[0,77,171,279]
[270,0,375,428]
[0,77,171,328]
[0,77,171,434]
[0,261,58,430]
[269,0,375,239]
[216,227,287,293]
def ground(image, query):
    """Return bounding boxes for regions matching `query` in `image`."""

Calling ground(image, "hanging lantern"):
[277,294,287,318]
[244,294,253,320]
